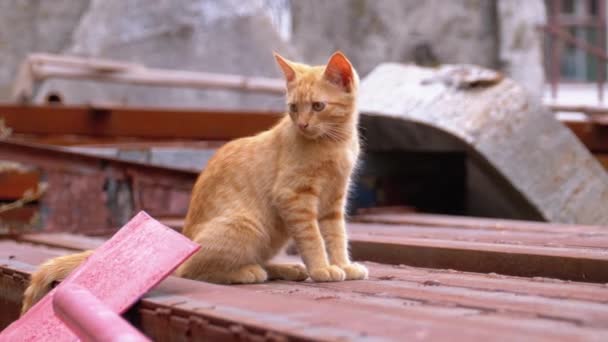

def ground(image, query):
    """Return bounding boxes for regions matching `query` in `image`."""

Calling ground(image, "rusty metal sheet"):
[0,166,39,200]
[158,215,608,282]
[347,222,608,249]
[19,212,608,283]
[0,139,196,233]
[17,233,104,251]
[2,241,608,341]
[353,213,607,234]
[365,262,608,303]
[238,284,608,338]
[349,233,608,283]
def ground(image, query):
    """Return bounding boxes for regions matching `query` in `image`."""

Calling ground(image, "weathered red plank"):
[0,244,549,341]
[146,278,556,341]
[3,240,608,341]
[16,233,105,251]
[353,213,607,234]
[348,222,608,249]
[238,281,608,340]
[305,277,608,328]
[367,262,608,303]
[349,233,608,283]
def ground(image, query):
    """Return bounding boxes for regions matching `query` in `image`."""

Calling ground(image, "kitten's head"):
[274,51,359,141]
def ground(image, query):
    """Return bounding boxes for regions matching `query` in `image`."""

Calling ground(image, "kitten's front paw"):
[338,262,368,280]
[309,265,346,282]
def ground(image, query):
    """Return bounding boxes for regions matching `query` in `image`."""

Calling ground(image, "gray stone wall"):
[36,0,293,109]
[0,0,90,100]
[290,0,499,76]
[497,0,546,99]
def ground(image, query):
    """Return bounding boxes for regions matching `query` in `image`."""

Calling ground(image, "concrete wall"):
[0,0,546,107]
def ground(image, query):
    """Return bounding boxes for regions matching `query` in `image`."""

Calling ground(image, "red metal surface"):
[353,212,608,233]
[2,238,608,341]
[0,211,199,341]
[0,104,281,140]
[17,233,105,251]
[53,284,150,342]
[0,168,39,200]
[348,213,608,282]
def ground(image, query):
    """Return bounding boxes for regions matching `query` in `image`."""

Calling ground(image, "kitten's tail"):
[21,250,93,315]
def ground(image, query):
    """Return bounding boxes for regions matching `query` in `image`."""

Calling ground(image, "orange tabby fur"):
[20,52,368,314]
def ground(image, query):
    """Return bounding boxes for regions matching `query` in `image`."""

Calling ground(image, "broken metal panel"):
[0,139,197,233]
[42,170,109,232]
[128,169,192,219]
[359,63,608,225]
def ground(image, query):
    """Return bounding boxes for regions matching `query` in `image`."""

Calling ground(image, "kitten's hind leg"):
[265,263,309,281]
[216,264,268,284]
[175,216,269,284]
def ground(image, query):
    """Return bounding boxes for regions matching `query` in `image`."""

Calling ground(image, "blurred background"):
[1,0,546,108]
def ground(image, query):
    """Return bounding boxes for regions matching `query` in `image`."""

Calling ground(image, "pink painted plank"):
[0,211,199,342]
[53,284,150,342]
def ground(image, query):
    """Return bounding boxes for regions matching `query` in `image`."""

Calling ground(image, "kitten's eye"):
[312,101,326,111]
[289,103,298,113]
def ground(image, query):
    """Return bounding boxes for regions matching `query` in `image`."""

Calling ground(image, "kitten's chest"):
[318,145,358,181]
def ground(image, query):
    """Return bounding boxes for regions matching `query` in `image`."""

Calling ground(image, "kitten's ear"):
[323,51,354,92]
[273,52,296,83]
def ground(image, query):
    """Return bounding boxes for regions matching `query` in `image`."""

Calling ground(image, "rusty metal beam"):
[2,104,604,155]
[0,104,281,140]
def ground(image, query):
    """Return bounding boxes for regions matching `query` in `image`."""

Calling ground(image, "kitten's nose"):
[298,122,309,130]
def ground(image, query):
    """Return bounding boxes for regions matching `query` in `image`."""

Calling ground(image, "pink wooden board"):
[0,211,200,341]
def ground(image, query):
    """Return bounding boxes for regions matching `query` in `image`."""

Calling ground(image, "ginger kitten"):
[21,51,367,313]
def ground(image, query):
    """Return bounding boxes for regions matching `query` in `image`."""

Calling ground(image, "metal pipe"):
[53,284,150,342]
